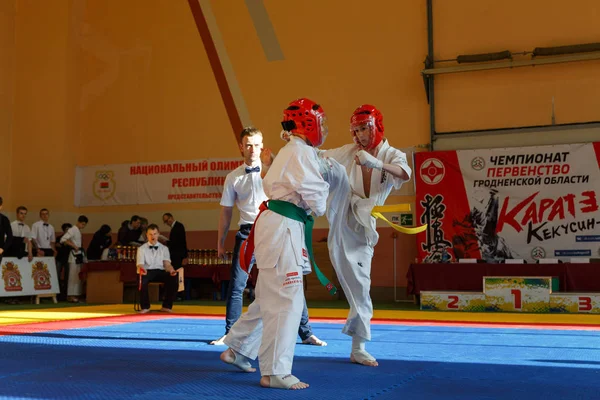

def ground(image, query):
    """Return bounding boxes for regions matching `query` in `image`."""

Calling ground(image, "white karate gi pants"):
[224,210,306,376]
[324,159,375,341]
[67,262,83,296]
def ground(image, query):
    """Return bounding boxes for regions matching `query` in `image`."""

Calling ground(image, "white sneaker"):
[138,308,150,314]
[210,334,227,345]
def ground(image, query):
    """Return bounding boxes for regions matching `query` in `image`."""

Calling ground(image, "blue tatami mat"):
[0,318,600,399]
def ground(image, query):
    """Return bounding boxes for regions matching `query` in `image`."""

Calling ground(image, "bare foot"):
[301,335,327,346]
[260,375,309,390]
[210,334,227,345]
[351,351,379,367]
[220,348,256,372]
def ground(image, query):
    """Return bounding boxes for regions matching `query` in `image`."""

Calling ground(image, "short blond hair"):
[239,127,262,141]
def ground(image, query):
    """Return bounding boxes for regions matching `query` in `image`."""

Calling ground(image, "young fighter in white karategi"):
[211,127,326,347]
[220,98,329,390]
[321,105,412,367]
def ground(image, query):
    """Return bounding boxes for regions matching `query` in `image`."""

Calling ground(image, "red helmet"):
[350,104,384,150]
[281,98,328,147]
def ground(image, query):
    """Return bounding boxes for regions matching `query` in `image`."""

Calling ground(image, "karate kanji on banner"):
[415,142,600,263]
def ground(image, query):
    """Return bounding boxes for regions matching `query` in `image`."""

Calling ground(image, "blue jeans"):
[297,297,313,341]
[224,225,314,340]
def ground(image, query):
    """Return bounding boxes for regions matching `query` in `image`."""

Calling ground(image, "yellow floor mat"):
[1,304,600,327]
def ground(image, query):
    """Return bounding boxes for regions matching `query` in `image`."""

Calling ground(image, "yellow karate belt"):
[371,204,428,234]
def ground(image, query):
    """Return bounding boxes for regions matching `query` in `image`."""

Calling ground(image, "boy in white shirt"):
[136,224,178,313]
[10,206,33,262]
[31,208,57,257]
[60,215,89,303]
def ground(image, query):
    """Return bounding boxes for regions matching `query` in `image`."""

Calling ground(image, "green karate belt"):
[267,200,337,296]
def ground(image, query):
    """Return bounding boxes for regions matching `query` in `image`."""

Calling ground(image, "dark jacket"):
[55,233,71,264]
[167,221,188,268]
[117,220,142,246]
[87,225,112,260]
[0,213,13,256]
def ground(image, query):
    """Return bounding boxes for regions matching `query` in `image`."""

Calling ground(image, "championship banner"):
[415,142,600,263]
[74,158,245,206]
[0,257,60,297]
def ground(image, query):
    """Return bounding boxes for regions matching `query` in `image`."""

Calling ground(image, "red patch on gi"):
[302,248,308,258]
[286,272,298,277]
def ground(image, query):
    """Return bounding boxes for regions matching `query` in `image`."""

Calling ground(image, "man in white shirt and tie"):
[136,224,178,313]
[10,206,33,262]
[31,208,57,257]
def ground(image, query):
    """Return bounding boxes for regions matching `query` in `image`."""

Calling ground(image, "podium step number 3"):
[550,293,600,313]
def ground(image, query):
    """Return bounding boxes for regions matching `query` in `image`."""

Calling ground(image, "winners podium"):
[421,276,600,313]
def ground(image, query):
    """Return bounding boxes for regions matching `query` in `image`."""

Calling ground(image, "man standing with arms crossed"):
[31,208,57,257]
[10,206,33,262]
[212,127,326,347]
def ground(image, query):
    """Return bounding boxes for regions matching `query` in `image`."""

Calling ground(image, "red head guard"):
[350,104,384,150]
[281,98,328,147]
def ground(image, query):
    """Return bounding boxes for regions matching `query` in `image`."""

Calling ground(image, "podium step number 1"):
[484,277,555,312]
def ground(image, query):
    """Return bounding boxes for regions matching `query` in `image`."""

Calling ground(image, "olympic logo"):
[93,170,116,201]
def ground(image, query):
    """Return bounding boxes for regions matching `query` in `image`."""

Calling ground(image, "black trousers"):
[39,248,54,257]
[6,249,26,258]
[171,256,183,270]
[140,269,178,310]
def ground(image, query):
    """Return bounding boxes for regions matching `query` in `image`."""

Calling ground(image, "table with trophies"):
[80,246,254,304]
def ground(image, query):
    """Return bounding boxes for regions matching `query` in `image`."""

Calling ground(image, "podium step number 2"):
[420,291,486,312]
